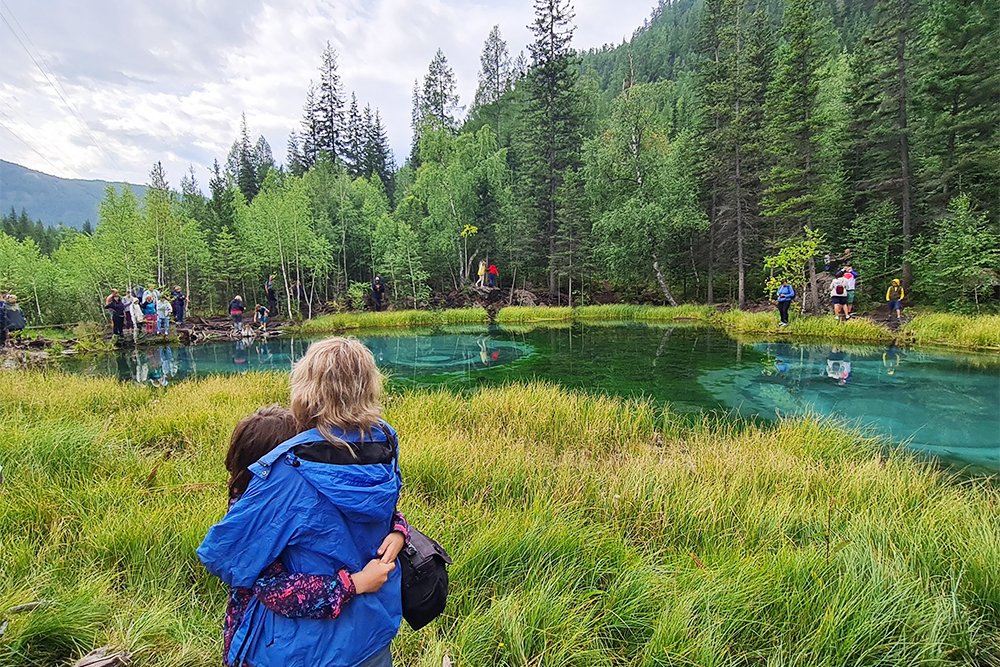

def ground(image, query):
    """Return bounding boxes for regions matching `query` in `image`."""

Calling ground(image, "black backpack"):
[384,425,453,630]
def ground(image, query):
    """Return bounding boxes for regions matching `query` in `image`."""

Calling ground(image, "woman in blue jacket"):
[198,337,406,667]
[776,280,795,326]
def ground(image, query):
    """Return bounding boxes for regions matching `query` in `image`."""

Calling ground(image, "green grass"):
[1,372,998,666]
[715,310,896,343]
[902,312,1000,349]
[291,305,1000,351]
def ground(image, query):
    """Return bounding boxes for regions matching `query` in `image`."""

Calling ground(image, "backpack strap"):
[379,419,400,475]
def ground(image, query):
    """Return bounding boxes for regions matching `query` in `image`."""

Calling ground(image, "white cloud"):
[0,0,655,189]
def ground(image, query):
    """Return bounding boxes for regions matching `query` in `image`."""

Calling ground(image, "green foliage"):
[910,195,1000,312]
[764,228,825,296]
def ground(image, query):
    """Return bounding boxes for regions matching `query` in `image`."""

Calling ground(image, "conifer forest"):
[2,0,997,325]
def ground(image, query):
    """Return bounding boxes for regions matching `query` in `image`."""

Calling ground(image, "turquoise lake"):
[57,322,1000,472]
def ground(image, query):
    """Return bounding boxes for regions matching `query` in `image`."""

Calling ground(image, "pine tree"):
[698,0,772,307]
[286,130,306,177]
[208,159,235,237]
[300,81,321,170]
[364,109,395,190]
[475,25,512,138]
[761,0,835,311]
[912,0,999,220]
[226,113,259,202]
[409,79,423,166]
[252,136,275,193]
[848,0,916,285]
[422,49,460,129]
[522,0,586,298]
[344,93,364,177]
[316,42,345,161]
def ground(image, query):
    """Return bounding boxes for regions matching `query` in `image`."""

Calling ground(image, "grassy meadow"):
[1,372,998,666]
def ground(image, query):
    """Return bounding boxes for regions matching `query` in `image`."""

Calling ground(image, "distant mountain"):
[0,159,145,230]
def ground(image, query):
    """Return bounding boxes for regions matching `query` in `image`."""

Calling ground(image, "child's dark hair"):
[225,405,298,500]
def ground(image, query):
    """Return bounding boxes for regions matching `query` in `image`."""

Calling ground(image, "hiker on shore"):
[254,304,269,332]
[886,279,905,320]
[3,295,25,340]
[0,291,7,346]
[141,293,157,334]
[229,296,245,333]
[823,252,831,272]
[171,286,187,324]
[776,280,795,327]
[830,270,850,322]
[266,275,278,319]
[125,294,143,341]
[156,294,172,335]
[476,261,487,288]
[372,276,385,312]
[198,337,410,667]
[844,266,858,318]
[105,293,127,338]
[488,263,498,288]
[105,288,119,306]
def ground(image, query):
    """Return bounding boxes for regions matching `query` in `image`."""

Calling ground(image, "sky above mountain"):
[0,0,655,190]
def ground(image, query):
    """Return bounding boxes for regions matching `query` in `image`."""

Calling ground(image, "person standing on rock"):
[830,270,850,322]
[476,261,487,288]
[171,286,187,325]
[776,280,795,327]
[156,294,173,336]
[488,264,498,288]
[885,279,905,320]
[230,296,245,334]
[266,275,279,319]
[105,293,127,338]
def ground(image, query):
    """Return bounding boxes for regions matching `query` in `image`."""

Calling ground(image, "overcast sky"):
[0,0,655,190]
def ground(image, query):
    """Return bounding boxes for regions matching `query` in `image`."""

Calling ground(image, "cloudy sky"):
[0,0,656,190]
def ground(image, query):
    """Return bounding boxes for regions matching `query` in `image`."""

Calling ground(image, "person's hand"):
[351,558,396,594]
[377,531,406,564]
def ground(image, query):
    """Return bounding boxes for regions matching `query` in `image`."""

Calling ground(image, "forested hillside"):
[0,159,144,230]
[1,0,997,327]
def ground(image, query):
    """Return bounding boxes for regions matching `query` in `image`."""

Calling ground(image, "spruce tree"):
[344,93,364,177]
[226,113,258,202]
[300,81,321,170]
[364,109,394,190]
[252,136,275,193]
[762,0,835,311]
[422,49,460,129]
[848,0,916,285]
[286,130,306,177]
[475,25,512,138]
[316,42,345,161]
[522,0,585,298]
[912,0,999,220]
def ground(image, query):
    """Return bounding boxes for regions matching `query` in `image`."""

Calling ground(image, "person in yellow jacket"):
[885,279,905,319]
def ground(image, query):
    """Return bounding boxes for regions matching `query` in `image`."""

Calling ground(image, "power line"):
[0,3,129,180]
[0,115,66,176]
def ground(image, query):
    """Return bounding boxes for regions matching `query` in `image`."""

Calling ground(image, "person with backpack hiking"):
[776,280,795,326]
[229,296,245,333]
[830,270,850,321]
[198,337,410,667]
[843,266,858,318]
[885,279,905,320]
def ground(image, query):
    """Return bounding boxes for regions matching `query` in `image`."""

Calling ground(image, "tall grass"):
[297,308,487,333]
[903,312,1000,349]
[716,309,896,343]
[574,304,715,321]
[1,372,997,666]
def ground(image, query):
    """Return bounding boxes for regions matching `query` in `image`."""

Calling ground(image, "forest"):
[1,0,997,327]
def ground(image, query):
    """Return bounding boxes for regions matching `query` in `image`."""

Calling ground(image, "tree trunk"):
[651,255,678,306]
[707,190,716,304]
[897,0,912,288]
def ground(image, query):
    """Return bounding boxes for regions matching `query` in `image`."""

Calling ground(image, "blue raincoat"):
[197,423,403,667]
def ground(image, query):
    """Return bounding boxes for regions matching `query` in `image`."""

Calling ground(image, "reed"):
[902,312,1000,349]
[1,372,997,666]
[715,309,896,343]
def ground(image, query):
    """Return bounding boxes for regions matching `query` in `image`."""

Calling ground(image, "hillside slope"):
[0,159,144,230]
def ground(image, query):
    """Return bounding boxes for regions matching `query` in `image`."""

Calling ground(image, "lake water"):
[56,323,1000,472]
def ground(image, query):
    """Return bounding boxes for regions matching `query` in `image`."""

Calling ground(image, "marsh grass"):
[1,372,997,666]
[716,310,896,343]
[574,304,715,321]
[903,312,1000,349]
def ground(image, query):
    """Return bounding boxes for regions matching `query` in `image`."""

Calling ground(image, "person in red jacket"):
[488,263,499,288]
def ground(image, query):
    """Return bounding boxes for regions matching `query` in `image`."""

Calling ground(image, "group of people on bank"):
[774,248,906,325]
[103,286,188,338]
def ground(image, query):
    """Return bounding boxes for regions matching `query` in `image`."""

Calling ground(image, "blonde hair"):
[290,336,383,447]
